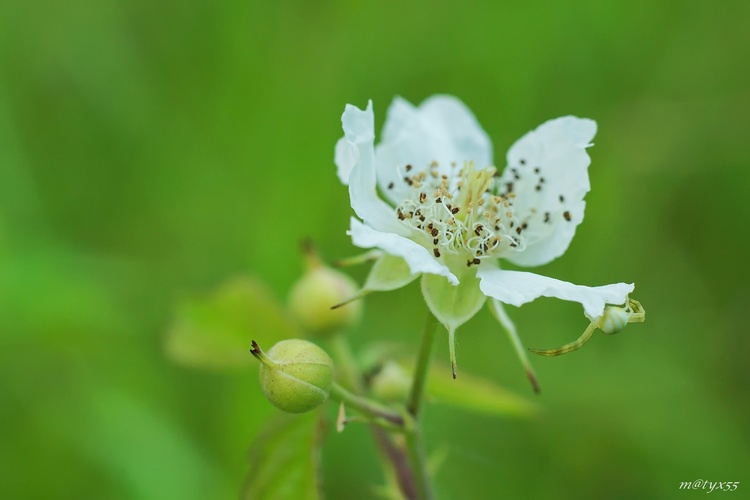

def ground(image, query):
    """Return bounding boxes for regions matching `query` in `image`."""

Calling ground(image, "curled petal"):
[477,265,633,319]
[348,218,458,285]
[334,137,357,185]
[340,102,405,234]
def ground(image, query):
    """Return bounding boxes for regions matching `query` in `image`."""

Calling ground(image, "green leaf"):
[77,390,228,499]
[165,276,299,370]
[427,364,536,418]
[420,272,485,334]
[242,411,324,500]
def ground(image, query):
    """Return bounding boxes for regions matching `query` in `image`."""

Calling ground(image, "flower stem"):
[403,312,439,500]
[407,312,439,417]
[327,335,418,499]
[330,383,405,427]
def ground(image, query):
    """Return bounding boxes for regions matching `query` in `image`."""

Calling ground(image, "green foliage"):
[427,364,537,418]
[242,412,323,500]
[2,0,749,498]
[165,277,298,370]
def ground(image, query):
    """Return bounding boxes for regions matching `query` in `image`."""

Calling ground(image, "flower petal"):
[348,217,458,285]
[340,101,405,234]
[334,137,357,185]
[375,95,493,205]
[477,265,633,319]
[499,116,597,267]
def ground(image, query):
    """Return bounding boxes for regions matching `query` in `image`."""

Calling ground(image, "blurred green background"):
[2,0,749,498]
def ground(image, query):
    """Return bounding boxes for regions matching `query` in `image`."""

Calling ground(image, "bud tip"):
[527,370,541,395]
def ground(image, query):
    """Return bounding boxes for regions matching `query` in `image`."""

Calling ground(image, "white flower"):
[334,95,637,387]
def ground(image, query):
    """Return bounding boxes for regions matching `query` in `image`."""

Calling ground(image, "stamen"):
[394,161,524,260]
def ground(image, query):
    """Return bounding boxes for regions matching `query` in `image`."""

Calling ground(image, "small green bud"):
[371,361,412,403]
[251,339,333,413]
[288,252,362,337]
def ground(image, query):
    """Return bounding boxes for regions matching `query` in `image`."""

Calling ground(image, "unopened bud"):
[251,339,333,413]
[288,262,362,337]
[371,361,412,403]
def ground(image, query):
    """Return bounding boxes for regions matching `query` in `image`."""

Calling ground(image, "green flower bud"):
[370,361,412,403]
[288,257,363,337]
[251,339,333,413]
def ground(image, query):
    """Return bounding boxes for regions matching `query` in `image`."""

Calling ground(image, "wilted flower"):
[334,95,637,385]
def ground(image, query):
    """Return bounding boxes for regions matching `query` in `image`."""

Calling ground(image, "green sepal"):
[420,272,486,333]
[364,254,418,292]
[332,255,418,309]
[421,271,486,377]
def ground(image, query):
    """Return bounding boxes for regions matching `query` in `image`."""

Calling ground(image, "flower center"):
[393,161,524,266]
